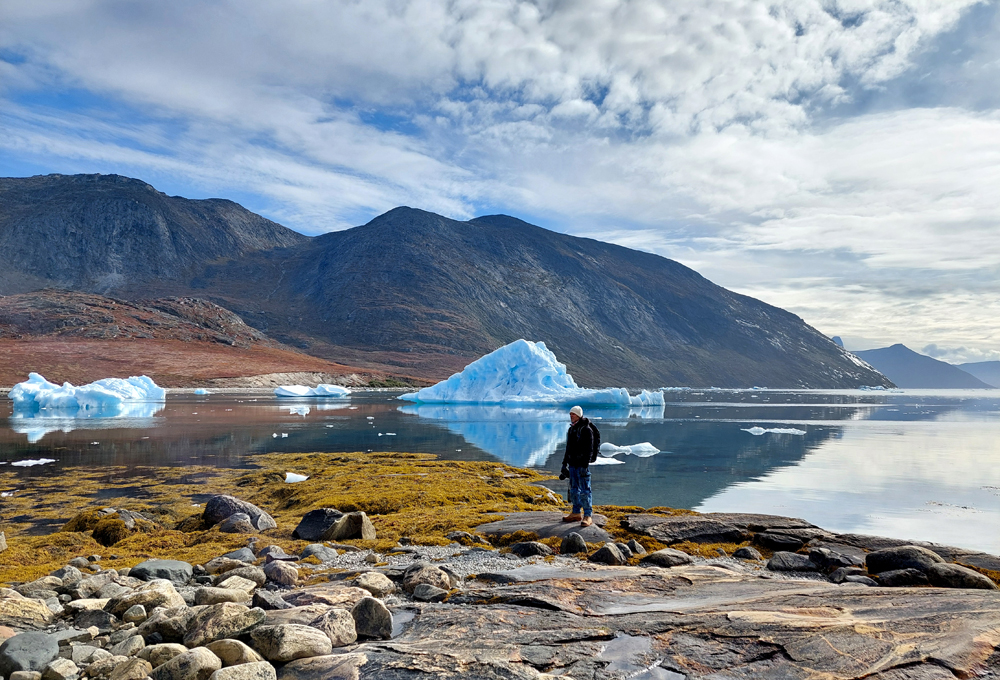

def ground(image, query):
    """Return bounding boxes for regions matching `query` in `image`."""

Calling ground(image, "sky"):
[2,0,999,363]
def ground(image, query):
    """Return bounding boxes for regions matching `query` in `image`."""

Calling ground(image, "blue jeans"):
[568,466,592,517]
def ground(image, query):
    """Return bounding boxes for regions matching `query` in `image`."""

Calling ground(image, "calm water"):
[3,389,1000,554]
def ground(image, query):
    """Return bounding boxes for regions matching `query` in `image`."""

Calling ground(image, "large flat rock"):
[475,511,611,543]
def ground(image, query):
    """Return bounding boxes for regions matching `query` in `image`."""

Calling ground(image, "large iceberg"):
[10,373,165,413]
[274,384,351,398]
[399,340,664,407]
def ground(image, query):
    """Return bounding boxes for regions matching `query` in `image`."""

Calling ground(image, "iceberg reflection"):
[9,401,165,444]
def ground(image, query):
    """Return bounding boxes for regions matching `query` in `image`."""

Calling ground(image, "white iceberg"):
[599,442,661,458]
[10,458,56,467]
[590,457,625,465]
[742,426,807,436]
[194,388,210,395]
[10,372,165,413]
[284,472,309,483]
[399,340,664,407]
[274,384,351,398]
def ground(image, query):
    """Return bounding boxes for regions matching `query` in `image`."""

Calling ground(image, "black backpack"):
[589,421,601,463]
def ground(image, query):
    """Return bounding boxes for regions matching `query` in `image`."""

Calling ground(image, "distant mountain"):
[957,361,1000,388]
[853,344,991,388]
[0,174,893,388]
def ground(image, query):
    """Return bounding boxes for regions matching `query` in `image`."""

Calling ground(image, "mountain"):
[852,344,991,388]
[0,174,892,388]
[0,174,306,294]
[957,361,1000,388]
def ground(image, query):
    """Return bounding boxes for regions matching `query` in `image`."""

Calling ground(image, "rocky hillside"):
[853,344,991,389]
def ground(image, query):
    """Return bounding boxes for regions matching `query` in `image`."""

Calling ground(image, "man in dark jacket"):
[560,405,595,527]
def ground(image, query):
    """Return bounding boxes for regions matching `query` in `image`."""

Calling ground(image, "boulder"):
[275,653,368,680]
[74,608,117,632]
[264,605,331,627]
[221,548,257,563]
[0,597,55,629]
[350,597,392,640]
[298,545,339,563]
[215,575,258,593]
[183,603,267,648]
[615,543,633,559]
[219,513,256,534]
[927,563,998,590]
[16,577,62,597]
[476,511,612,543]
[138,643,190,668]
[623,514,748,545]
[809,547,863,572]
[41,658,79,680]
[130,560,194,585]
[830,567,869,584]
[626,539,646,556]
[320,512,376,542]
[149,647,222,680]
[204,639,264,666]
[877,568,930,587]
[733,546,763,560]
[208,661,276,680]
[354,572,395,598]
[84,655,129,678]
[844,575,878,586]
[203,558,246,577]
[252,591,291,611]
[0,633,59,676]
[560,533,587,554]
[108,657,152,680]
[412,584,448,602]
[402,564,451,594]
[195,587,252,606]
[310,609,357,647]
[508,541,552,558]
[262,561,298,586]
[106,579,187,617]
[767,552,819,572]
[866,545,945,574]
[589,542,626,566]
[204,495,277,532]
[292,509,343,541]
[69,572,117,599]
[69,644,107,666]
[122,604,147,624]
[256,546,289,560]
[250,625,332,663]
[109,634,145,657]
[216,567,265,588]
[136,606,199,643]
[50,566,82,585]
[640,548,693,568]
[754,532,806,552]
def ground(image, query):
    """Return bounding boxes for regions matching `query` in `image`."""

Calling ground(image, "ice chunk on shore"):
[9,373,165,414]
[600,442,660,457]
[742,426,807,436]
[399,340,664,407]
[11,458,56,467]
[274,384,351,398]
[285,472,309,483]
[194,388,210,395]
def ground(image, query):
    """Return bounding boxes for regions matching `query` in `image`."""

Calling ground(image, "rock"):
[216,567,265,588]
[122,604,147,624]
[640,548,694,568]
[208,661,276,680]
[137,643,188,667]
[866,545,945,574]
[767,551,820,572]
[298,545,339,563]
[262,561,298,586]
[50,566,82,585]
[69,645,105,665]
[203,558,246,577]
[74,609,117,632]
[264,605,331,627]
[844,575,878,586]
[809,547,863,572]
[508,541,552,558]
[401,564,451,594]
[0,597,55,629]
[110,634,145,657]
[877,568,930,587]
[626,539,646,556]
[249,625,332,663]
[829,567,868,584]
[615,542,633,559]
[183,603,267,648]
[215,575,257,593]
[927,563,998,590]
[476,511,612,543]
[310,609,356,648]
[40,658,78,680]
[149,647,222,680]
[130,560,194,585]
[0,633,59,676]
[280,586,368,610]
[623,514,748,545]
[106,579,187,617]
[252,591,291,611]
[733,546,763,560]
[221,548,256,563]
[560,533,587,554]
[350,597,392,640]
[136,606,198,643]
[0,531,6,553]
[754,532,806,552]
[412,584,448,602]
[9,672,42,680]
[96,582,131,600]
[320,512,376,542]
[589,542,626,566]
[69,572,117,599]
[16,576,62,597]
[195,587,252,606]
[354,572,394,598]
[219,513,256,534]
[108,657,152,680]
[68,558,91,570]
[275,653,368,680]
[204,495,277,532]
[292,509,343,541]
[256,546,288,560]
[204,639,264,666]
[84,656,129,679]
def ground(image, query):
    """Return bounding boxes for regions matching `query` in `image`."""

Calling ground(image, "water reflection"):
[9,402,164,444]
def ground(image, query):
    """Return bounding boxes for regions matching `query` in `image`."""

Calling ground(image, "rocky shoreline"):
[1,494,999,680]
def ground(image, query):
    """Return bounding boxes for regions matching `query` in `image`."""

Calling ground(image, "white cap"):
[570,405,583,417]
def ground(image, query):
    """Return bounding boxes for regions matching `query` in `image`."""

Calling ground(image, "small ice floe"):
[590,457,625,465]
[274,384,350,398]
[285,472,309,483]
[385,432,396,436]
[194,388,210,395]
[1,491,14,497]
[742,426,807,436]
[600,442,660,458]
[272,433,278,438]
[11,458,56,467]
[366,416,374,420]
[281,433,288,438]
[90,442,100,445]
[289,406,310,416]
[378,433,383,436]
[349,406,358,410]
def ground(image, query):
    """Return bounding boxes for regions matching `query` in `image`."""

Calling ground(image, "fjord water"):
[2,389,999,553]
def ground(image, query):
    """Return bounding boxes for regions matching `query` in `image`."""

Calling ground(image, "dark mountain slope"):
[853,345,991,388]
[187,207,891,388]
[0,174,306,293]
[957,361,1000,388]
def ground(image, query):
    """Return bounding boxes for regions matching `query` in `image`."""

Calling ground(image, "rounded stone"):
[767,551,819,572]
[865,545,944,575]
[640,547,694,568]
[310,608,357,647]
[249,624,332,663]
[733,546,763,561]
[350,597,392,639]
[122,604,147,624]
[0,632,60,677]
[926,563,998,590]
[508,541,552,558]
[412,584,448,602]
[589,542,626,566]
[354,572,395,597]
[204,638,264,666]
[129,560,194,585]
[148,647,221,680]
[560,533,587,554]
[262,561,298,586]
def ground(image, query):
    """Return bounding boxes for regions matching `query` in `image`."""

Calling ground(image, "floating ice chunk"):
[600,442,660,457]
[288,406,310,416]
[274,384,350,398]
[10,373,165,414]
[11,458,56,467]
[194,388,210,395]
[385,432,396,436]
[742,426,807,436]
[281,433,288,438]
[590,457,625,465]
[285,472,309,483]
[399,340,664,407]
[272,433,278,438]
[1,491,13,496]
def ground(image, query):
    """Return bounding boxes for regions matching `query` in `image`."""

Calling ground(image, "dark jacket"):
[562,417,594,469]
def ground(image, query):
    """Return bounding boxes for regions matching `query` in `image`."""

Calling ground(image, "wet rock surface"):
[476,511,611,543]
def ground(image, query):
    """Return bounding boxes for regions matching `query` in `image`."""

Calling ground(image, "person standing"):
[559,405,598,527]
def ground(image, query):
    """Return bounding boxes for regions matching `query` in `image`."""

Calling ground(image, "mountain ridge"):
[853,344,991,389]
